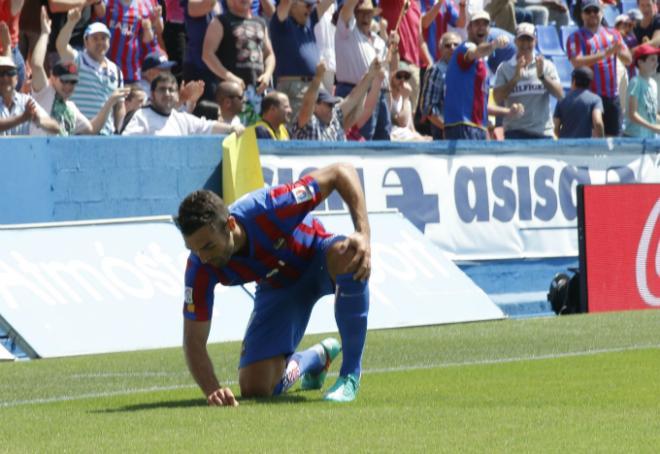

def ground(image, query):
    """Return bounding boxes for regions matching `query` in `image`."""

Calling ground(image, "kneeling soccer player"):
[176,163,370,405]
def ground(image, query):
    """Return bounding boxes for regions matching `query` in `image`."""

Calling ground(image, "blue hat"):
[581,0,601,11]
[141,51,176,72]
[317,88,341,105]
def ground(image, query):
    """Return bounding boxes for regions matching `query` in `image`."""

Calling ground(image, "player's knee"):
[326,239,356,278]
[239,379,274,398]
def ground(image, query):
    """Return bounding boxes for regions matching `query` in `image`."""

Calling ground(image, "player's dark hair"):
[175,190,229,236]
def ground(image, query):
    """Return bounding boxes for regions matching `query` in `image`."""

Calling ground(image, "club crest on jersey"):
[293,184,313,204]
[185,287,195,312]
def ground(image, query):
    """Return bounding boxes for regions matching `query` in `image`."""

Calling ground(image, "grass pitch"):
[1,310,660,453]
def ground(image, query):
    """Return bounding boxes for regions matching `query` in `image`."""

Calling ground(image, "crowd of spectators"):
[1,0,660,140]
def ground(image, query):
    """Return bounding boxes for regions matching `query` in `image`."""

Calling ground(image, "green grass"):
[2,310,660,453]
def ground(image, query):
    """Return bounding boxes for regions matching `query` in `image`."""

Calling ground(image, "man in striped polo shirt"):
[56,10,125,135]
[567,0,632,137]
[177,162,371,404]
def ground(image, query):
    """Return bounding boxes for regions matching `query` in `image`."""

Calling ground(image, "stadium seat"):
[602,5,619,27]
[552,55,574,90]
[621,0,636,13]
[560,25,578,52]
[536,25,565,57]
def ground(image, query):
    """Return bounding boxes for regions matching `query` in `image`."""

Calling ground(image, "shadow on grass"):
[95,393,313,413]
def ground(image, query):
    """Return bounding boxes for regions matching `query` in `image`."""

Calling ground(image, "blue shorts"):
[239,235,344,368]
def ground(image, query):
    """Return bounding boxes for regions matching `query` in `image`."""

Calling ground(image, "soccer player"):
[176,163,371,405]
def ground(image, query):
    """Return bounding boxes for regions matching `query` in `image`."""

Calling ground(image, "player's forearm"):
[335,164,370,237]
[184,340,221,397]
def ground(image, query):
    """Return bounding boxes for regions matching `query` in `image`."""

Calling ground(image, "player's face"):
[184,224,235,268]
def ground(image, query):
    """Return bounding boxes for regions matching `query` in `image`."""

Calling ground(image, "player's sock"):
[334,273,369,378]
[272,345,325,395]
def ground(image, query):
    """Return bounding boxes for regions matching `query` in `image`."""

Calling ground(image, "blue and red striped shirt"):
[419,0,459,64]
[443,41,489,129]
[104,0,160,82]
[183,176,332,321]
[566,27,625,99]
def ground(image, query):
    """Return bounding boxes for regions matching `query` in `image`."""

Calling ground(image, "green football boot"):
[323,373,360,402]
[300,337,342,391]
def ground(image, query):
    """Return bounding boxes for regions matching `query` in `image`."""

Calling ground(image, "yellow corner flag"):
[222,127,265,204]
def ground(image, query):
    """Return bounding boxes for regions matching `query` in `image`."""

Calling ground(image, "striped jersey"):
[566,27,624,99]
[183,176,333,321]
[70,49,124,135]
[419,0,459,63]
[443,41,489,129]
[104,0,160,82]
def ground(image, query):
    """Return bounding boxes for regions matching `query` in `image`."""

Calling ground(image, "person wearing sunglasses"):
[419,31,460,140]
[0,55,60,136]
[30,8,128,136]
[566,0,632,137]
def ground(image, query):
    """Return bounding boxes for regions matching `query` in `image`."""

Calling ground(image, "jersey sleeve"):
[266,175,324,234]
[183,254,219,321]
[566,31,582,59]
[456,42,476,70]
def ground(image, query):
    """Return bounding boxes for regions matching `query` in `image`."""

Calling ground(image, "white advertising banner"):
[261,147,660,260]
[0,213,502,358]
[0,343,14,361]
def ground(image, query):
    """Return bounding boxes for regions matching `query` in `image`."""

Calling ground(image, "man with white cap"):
[444,10,523,140]
[0,55,60,136]
[31,9,128,135]
[493,22,563,139]
[57,10,126,135]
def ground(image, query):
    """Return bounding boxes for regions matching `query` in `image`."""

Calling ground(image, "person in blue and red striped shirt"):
[104,0,162,83]
[566,0,632,137]
[443,10,523,140]
[420,0,466,63]
[176,163,370,405]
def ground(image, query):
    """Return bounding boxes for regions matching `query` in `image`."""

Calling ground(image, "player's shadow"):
[95,394,310,413]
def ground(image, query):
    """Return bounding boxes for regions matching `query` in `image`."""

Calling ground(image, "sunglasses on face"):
[443,42,459,49]
[396,73,411,80]
[59,79,78,85]
[0,69,18,77]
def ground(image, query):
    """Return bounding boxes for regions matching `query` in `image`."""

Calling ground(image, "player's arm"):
[183,318,238,406]
[308,163,371,281]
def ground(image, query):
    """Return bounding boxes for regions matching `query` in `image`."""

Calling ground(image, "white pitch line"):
[2,343,659,409]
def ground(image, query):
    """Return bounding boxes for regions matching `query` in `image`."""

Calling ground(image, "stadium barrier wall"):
[0,213,503,358]
[0,137,658,260]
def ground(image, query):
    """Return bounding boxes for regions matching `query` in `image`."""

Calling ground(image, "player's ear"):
[225,215,236,233]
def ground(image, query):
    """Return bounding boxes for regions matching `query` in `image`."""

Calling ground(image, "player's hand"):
[341,232,371,281]
[207,387,239,407]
